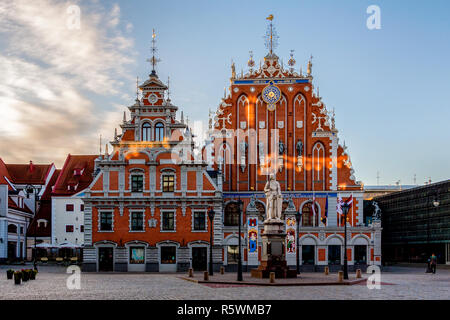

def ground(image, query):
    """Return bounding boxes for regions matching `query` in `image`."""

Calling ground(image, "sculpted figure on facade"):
[264,174,283,221]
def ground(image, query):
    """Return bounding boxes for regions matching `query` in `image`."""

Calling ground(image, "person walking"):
[430,253,437,274]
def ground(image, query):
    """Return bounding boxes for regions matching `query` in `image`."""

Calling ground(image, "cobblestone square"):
[1,265,449,300]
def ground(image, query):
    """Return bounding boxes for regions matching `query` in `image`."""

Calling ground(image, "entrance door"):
[8,242,17,260]
[192,247,207,271]
[302,245,315,265]
[98,247,114,272]
[328,245,341,265]
[160,246,177,272]
[354,245,367,265]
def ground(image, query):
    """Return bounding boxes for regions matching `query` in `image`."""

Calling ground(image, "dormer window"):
[67,184,78,191]
[142,122,152,141]
[74,168,84,176]
[154,122,164,141]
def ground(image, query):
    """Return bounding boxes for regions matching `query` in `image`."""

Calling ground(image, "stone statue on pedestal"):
[264,174,283,221]
[372,201,381,221]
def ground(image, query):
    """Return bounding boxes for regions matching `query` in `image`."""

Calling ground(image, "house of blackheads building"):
[82,19,382,272]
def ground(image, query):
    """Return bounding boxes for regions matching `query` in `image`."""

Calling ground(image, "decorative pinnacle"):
[147,29,161,76]
[247,51,255,70]
[307,54,313,76]
[167,76,171,101]
[288,49,296,72]
[264,14,279,56]
[135,76,139,101]
[99,134,102,155]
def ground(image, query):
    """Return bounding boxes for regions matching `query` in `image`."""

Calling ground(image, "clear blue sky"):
[121,0,450,186]
[1,0,449,186]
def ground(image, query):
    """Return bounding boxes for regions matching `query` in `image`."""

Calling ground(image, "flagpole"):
[351,192,354,226]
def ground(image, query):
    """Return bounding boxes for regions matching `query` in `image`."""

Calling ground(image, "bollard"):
[220,266,225,275]
[269,272,275,283]
[338,271,344,283]
[188,268,193,277]
[356,269,362,278]
[324,266,329,275]
[203,271,209,281]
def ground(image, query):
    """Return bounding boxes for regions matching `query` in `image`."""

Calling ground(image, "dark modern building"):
[374,179,450,265]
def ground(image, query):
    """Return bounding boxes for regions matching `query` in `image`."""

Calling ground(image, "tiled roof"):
[52,154,98,196]
[5,162,53,185]
[27,169,60,237]
[0,158,12,189]
[8,196,33,214]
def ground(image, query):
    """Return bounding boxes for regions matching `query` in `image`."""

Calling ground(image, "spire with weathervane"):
[147,29,161,77]
[264,14,279,59]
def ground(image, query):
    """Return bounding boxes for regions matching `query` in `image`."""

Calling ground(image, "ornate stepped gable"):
[211,49,361,192]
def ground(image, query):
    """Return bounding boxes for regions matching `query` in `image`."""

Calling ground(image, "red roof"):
[53,154,98,196]
[27,169,60,237]
[5,162,53,185]
[8,196,33,214]
[0,158,12,189]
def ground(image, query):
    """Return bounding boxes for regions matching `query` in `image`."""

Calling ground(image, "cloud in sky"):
[0,0,136,166]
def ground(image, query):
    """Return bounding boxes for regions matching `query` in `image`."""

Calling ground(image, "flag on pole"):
[337,194,343,214]
[337,194,352,226]
[321,196,328,225]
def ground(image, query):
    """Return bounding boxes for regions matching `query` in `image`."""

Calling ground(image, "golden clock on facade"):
[261,81,281,111]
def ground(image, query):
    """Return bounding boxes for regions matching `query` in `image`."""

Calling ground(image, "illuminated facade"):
[82,32,222,272]
[207,18,382,271]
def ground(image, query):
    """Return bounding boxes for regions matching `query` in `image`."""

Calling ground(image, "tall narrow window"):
[162,212,175,231]
[312,142,325,190]
[142,122,151,141]
[162,175,174,192]
[131,212,144,231]
[131,175,143,192]
[302,202,319,227]
[193,212,206,231]
[100,212,113,231]
[154,122,164,141]
[224,202,240,226]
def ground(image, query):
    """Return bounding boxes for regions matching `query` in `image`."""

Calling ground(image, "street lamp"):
[208,208,215,276]
[26,184,41,271]
[341,202,350,280]
[295,209,302,275]
[237,198,244,281]
[427,194,440,258]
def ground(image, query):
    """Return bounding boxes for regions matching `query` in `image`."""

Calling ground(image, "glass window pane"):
[227,245,238,264]
[161,246,176,264]
[130,247,145,264]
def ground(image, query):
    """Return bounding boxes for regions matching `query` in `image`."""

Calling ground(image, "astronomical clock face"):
[262,82,281,111]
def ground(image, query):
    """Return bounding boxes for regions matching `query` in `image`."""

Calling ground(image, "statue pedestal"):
[251,219,297,279]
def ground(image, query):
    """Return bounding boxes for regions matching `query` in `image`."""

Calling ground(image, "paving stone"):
[1,265,449,299]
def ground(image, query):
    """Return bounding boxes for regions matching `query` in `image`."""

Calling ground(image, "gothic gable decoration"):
[205,15,381,271]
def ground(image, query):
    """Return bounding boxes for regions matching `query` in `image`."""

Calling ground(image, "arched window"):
[281,201,289,214]
[154,122,164,141]
[219,143,232,186]
[224,202,240,226]
[302,202,319,227]
[312,142,325,190]
[8,224,17,234]
[255,201,265,221]
[142,122,152,141]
